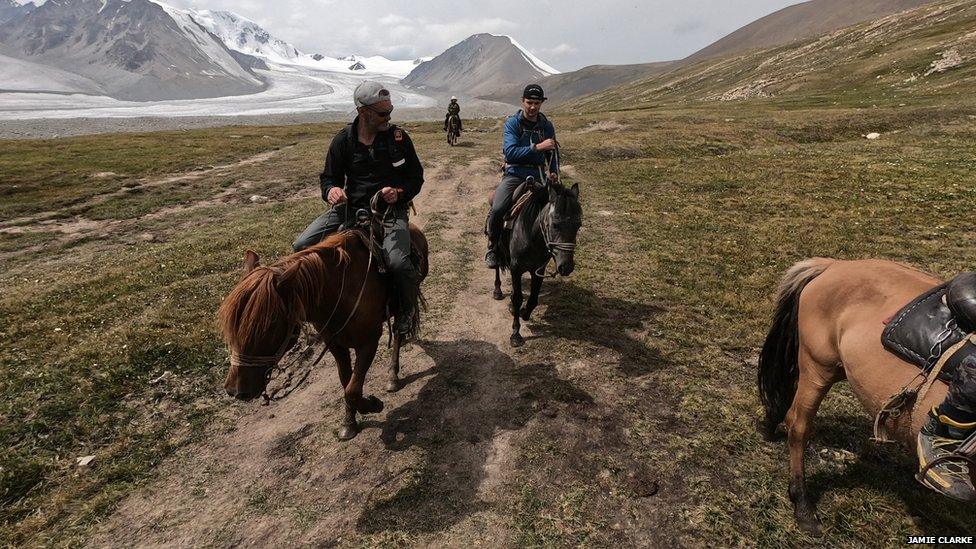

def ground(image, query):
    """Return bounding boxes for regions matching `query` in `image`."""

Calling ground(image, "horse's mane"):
[524,181,580,219]
[217,231,358,351]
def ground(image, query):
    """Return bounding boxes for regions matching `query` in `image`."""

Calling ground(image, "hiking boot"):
[917,407,976,502]
[392,273,418,340]
[393,308,415,338]
[485,243,499,269]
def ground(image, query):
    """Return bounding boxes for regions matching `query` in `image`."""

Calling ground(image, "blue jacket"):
[502,109,558,179]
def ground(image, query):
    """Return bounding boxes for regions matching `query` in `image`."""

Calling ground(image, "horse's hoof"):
[511,334,524,347]
[797,515,823,537]
[360,395,384,414]
[493,290,504,301]
[337,424,359,441]
[385,378,401,393]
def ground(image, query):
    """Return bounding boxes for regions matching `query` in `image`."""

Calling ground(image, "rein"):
[533,141,576,278]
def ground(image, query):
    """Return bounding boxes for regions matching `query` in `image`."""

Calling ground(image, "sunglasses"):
[367,105,394,117]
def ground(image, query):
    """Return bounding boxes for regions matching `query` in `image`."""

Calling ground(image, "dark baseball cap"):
[522,84,546,101]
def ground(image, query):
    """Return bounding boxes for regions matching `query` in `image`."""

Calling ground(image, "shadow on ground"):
[798,414,976,536]
[524,279,670,377]
[355,338,594,535]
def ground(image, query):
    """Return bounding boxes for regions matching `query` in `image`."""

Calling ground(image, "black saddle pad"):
[881,281,971,383]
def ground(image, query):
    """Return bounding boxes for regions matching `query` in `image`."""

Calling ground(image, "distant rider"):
[444,96,461,133]
[485,83,558,268]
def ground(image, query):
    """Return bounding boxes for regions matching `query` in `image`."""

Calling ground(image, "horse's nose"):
[558,261,575,276]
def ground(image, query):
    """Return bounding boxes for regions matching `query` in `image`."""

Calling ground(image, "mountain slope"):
[190,9,302,64]
[0,0,34,25]
[401,33,558,96]
[480,60,676,105]
[564,0,976,112]
[498,0,939,106]
[0,0,264,101]
[685,0,938,63]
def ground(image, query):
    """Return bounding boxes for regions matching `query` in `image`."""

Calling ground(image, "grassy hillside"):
[564,0,976,112]
[684,0,937,63]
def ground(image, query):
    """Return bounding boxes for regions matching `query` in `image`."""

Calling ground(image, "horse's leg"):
[510,271,525,347]
[386,333,402,393]
[786,348,837,537]
[331,346,358,441]
[348,337,384,414]
[521,273,544,321]
[493,266,504,300]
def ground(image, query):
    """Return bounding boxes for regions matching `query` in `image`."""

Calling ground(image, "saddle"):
[485,177,544,231]
[882,273,976,381]
[342,195,426,278]
[874,272,976,442]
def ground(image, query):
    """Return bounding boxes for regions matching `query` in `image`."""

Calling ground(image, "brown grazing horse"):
[218,226,428,440]
[758,258,964,535]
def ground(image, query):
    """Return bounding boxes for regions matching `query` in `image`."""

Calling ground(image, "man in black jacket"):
[293,81,424,336]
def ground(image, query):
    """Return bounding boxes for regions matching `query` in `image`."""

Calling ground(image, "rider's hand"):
[327,187,347,205]
[380,186,399,204]
[547,171,559,182]
[535,138,556,152]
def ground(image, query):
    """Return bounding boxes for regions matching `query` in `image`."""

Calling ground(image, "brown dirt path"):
[86,151,549,547]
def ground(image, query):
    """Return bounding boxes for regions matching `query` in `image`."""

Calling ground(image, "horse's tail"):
[758,258,833,439]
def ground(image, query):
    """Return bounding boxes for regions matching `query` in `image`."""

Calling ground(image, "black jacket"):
[319,116,424,210]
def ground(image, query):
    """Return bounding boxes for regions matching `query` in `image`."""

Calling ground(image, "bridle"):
[535,202,577,278]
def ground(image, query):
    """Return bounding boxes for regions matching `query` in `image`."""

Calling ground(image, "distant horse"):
[758,258,964,535]
[447,114,460,146]
[218,225,428,440]
[491,180,582,347]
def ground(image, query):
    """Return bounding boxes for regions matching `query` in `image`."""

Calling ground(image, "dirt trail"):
[87,153,549,547]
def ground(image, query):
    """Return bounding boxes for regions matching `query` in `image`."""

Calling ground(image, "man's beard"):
[375,121,391,132]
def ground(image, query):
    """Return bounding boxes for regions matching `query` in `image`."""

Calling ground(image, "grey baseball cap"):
[354,81,391,107]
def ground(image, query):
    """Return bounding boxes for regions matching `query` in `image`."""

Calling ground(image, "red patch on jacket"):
[394,129,404,142]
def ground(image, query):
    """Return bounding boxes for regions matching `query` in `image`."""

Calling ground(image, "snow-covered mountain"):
[0,0,265,100]
[401,33,559,96]
[182,7,421,77]
[190,9,303,64]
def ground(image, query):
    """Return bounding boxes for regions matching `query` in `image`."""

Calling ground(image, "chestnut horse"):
[758,258,962,535]
[218,226,428,440]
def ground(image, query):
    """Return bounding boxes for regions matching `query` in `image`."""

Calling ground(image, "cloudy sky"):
[19,0,809,70]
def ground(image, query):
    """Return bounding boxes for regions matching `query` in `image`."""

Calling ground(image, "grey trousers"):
[487,174,525,242]
[293,206,416,279]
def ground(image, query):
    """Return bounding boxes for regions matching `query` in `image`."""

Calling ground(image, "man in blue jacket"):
[485,83,559,268]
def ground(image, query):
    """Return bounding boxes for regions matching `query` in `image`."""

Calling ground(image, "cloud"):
[538,43,577,57]
[673,18,706,35]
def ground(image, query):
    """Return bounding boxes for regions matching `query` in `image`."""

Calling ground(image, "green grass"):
[2,86,976,546]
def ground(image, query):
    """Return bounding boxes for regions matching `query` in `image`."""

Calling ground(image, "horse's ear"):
[275,261,301,295]
[243,250,260,276]
[570,183,580,199]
